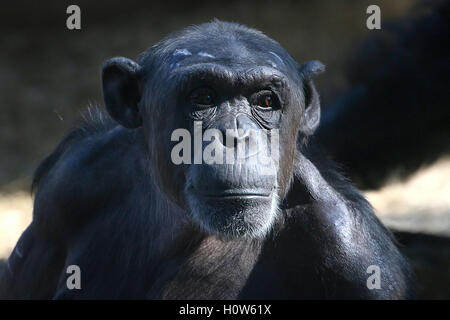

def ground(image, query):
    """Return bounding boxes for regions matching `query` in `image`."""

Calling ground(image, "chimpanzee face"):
[102,22,324,238]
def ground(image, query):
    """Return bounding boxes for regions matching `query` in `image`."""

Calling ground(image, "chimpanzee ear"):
[298,60,325,136]
[102,57,143,128]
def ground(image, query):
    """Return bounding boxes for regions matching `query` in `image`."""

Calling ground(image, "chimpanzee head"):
[102,21,324,239]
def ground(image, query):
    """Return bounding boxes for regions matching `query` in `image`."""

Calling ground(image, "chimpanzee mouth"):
[184,169,278,238]
[193,189,272,199]
[186,190,278,238]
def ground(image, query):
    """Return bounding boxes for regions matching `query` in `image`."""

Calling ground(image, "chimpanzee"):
[0,21,414,299]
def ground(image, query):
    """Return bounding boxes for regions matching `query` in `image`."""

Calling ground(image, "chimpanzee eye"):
[262,95,273,108]
[253,91,279,110]
[190,87,216,107]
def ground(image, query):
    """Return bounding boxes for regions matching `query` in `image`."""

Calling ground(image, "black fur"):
[0,21,414,299]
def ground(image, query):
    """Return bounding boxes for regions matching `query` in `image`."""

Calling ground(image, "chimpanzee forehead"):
[165,38,290,71]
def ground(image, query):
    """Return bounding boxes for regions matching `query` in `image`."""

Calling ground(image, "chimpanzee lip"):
[193,189,272,199]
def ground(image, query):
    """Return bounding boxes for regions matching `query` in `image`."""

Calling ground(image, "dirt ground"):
[366,157,450,237]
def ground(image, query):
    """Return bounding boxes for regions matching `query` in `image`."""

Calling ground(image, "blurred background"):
[0,0,449,298]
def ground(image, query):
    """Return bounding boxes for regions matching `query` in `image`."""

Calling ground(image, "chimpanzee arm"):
[0,223,65,299]
[281,150,415,299]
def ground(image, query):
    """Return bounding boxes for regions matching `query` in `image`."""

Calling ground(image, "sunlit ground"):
[0,157,449,259]
[366,157,450,236]
[0,191,32,258]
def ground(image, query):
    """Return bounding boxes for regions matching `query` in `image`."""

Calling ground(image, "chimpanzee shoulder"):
[32,106,118,193]
[31,106,148,237]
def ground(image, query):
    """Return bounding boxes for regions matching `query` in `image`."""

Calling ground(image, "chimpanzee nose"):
[218,113,259,146]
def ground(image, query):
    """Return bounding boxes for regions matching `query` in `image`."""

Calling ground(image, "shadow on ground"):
[0,259,5,285]
[394,231,450,299]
